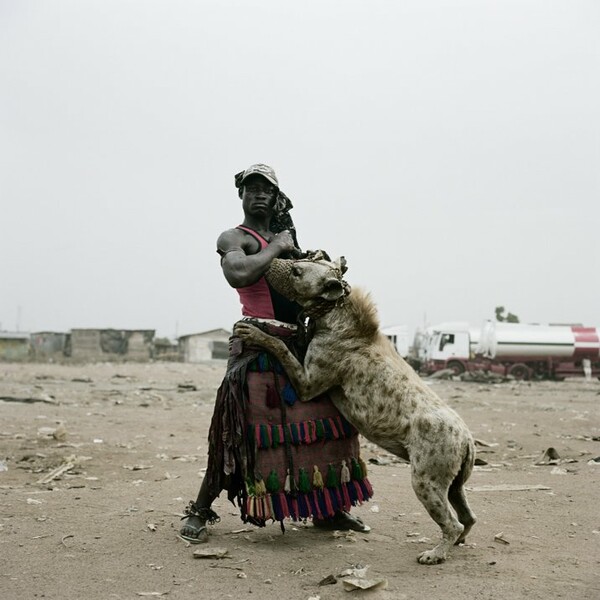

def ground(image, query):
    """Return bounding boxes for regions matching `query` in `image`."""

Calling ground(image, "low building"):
[30,332,69,361]
[179,329,231,362]
[0,332,30,361]
[69,328,155,362]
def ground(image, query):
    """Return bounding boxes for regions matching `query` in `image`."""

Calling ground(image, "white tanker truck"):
[420,320,600,380]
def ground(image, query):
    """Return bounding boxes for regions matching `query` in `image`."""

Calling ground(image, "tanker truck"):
[420,320,600,380]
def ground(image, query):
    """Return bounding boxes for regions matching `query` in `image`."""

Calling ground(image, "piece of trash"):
[230,527,253,534]
[147,523,157,532]
[332,530,357,541]
[27,498,43,505]
[37,456,80,484]
[339,565,368,578]
[93,439,103,444]
[236,572,247,579]
[551,467,568,475]
[342,577,388,591]
[52,424,67,441]
[123,464,153,471]
[0,460,8,472]
[135,593,168,597]
[193,547,229,559]
[474,439,499,448]
[535,447,561,465]
[370,504,380,513]
[494,532,510,545]
[467,484,551,492]
[318,574,337,586]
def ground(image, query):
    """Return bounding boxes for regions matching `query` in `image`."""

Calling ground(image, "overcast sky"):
[1,0,598,341]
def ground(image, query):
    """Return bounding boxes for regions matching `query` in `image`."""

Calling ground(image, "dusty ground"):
[1,361,599,600]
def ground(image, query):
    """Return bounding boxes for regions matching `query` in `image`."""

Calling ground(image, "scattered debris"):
[494,532,510,545]
[37,457,77,484]
[123,464,153,471]
[177,383,197,392]
[193,547,229,559]
[474,438,499,448]
[535,447,560,465]
[339,565,388,591]
[0,395,57,405]
[147,523,157,532]
[467,484,551,492]
[318,574,337,586]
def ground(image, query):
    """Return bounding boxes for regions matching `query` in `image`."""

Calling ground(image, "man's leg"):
[179,477,221,543]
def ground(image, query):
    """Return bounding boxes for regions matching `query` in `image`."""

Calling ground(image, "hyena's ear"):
[335,256,348,274]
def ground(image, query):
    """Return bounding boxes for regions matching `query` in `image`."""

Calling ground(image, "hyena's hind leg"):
[411,470,464,565]
[448,441,476,544]
[448,479,476,544]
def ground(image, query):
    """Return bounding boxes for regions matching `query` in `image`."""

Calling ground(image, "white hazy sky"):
[1,0,599,341]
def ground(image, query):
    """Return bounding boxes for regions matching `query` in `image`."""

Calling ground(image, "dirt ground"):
[1,361,599,600]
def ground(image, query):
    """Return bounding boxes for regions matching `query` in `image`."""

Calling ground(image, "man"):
[179,164,372,543]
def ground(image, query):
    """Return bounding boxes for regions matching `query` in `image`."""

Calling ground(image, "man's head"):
[238,163,279,189]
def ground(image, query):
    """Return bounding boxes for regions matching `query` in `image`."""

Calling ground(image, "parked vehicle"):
[419,320,600,380]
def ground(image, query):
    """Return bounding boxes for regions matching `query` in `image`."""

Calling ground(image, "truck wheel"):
[447,360,465,375]
[509,363,530,380]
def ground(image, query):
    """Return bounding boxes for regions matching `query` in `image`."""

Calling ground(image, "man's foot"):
[178,503,220,544]
[313,510,371,533]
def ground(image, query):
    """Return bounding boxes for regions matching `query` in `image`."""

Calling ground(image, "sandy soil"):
[1,361,599,600]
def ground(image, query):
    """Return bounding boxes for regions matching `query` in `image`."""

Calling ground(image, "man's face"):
[241,175,277,217]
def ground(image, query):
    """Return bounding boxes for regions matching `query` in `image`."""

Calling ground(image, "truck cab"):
[421,322,477,375]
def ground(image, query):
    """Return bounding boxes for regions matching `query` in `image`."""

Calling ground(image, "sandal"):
[178,502,220,544]
[313,510,371,533]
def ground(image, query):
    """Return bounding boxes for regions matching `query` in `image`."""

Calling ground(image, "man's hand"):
[269,230,295,255]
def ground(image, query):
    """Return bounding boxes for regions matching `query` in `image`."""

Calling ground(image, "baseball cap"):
[240,163,279,188]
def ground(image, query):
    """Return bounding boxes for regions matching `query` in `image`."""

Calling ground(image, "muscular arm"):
[217,228,295,288]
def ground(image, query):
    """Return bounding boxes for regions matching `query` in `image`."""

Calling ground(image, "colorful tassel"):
[315,419,325,440]
[266,469,281,493]
[290,422,300,444]
[271,424,280,448]
[351,457,363,480]
[312,465,324,489]
[259,424,270,449]
[326,464,339,488]
[298,468,311,493]
[327,417,340,440]
[282,382,297,405]
[359,457,368,478]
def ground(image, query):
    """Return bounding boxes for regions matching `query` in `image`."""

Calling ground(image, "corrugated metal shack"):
[30,332,69,361]
[178,329,231,362]
[69,328,155,362]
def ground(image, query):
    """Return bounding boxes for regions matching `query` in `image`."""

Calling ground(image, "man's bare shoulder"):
[217,227,250,255]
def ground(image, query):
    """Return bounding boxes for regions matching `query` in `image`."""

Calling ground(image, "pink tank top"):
[235,226,276,319]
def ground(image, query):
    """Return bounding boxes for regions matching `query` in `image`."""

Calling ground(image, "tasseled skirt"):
[203,320,373,527]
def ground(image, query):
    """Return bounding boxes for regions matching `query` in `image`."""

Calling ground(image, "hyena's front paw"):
[233,323,267,345]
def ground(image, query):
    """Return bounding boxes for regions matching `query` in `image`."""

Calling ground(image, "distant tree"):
[495,306,520,323]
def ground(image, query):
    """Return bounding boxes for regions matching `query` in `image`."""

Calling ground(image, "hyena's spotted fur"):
[234,257,476,564]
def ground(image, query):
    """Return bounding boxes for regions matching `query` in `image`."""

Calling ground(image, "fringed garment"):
[203,318,373,527]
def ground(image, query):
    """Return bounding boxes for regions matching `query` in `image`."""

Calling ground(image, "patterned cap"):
[240,163,279,188]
